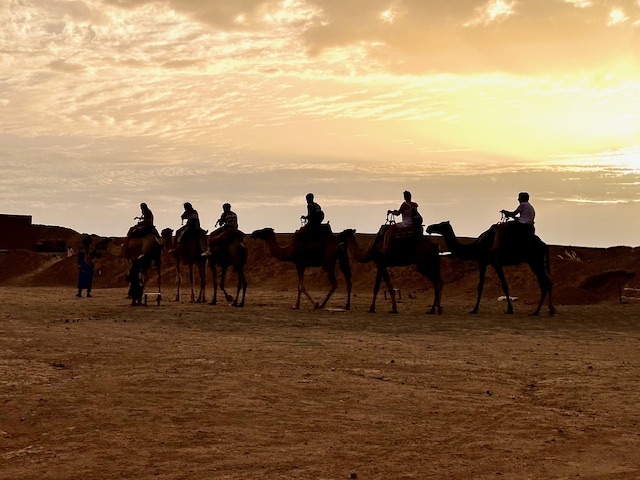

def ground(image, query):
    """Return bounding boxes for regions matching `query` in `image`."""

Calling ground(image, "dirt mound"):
[0,250,59,284]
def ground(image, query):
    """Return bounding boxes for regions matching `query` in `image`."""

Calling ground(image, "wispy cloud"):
[464,0,515,27]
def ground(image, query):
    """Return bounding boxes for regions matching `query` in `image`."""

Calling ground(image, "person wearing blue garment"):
[76,236,96,298]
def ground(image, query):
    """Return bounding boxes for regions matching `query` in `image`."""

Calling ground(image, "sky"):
[1,0,639,247]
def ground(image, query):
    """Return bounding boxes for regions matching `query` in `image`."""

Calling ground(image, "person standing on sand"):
[76,236,96,298]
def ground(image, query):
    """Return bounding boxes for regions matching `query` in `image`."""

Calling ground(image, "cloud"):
[463,0,515,27]
[608,7,629,26]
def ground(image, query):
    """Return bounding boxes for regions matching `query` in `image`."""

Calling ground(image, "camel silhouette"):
[426,221,554,316]
[122,233,162,298]
[338,228,443,314]
[206,232,248,307]
[161,227,206,303]
[250,227,352,310]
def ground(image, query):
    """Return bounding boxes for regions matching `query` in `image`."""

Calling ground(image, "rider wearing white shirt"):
[501,192,535,233]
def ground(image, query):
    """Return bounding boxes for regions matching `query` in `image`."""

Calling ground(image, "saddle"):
[299,223,333,238]
[128,224,159,239]
[210,229,245,246]
[177,225,207,244]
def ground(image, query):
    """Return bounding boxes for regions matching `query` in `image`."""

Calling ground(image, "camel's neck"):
[439,227,477,260]
[346,234,374,263]
[263,234,296,261]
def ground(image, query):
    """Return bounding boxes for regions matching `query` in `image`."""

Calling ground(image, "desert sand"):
[1,226,640,479]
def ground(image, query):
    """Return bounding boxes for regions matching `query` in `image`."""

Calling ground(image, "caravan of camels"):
[120,191,554,316]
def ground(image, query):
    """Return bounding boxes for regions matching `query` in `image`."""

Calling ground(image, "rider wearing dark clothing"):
[216,203,238,233]
[301,193,325,227]
[176,202,202,243]
[203,203,240,256]
[127,203,159,237]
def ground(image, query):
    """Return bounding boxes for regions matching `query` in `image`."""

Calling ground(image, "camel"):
[250,227,352,310]
[206,232,248,307]
[338,228,443,314]
[426,221,554,316]
[122,233,163,298]
[161,227,207,303]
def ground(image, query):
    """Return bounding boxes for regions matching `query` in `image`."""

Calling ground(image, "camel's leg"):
[418,254,443,315]
[368,270,383,313]
[492,262,514,314]
[424,274,444,315]
[471,262,488,314]
[338,248,352,310]
[220,265,234,303]
[188,264,196,302]
[174,261,181,302]
[295,264,318,309]
[157,264,162,297]
[209,262,218,305]
[233,268,247,307]
[318,265,337,309]
[197,261,206,303]
[343,272,352,311]
[381,268,398,314]
[530,263,554,316]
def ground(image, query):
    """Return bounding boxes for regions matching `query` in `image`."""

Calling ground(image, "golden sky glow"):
[1,0,640,246]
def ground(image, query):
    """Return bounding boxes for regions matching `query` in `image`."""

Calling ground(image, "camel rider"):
[301,193,325,228]
[176,202,202,243]
[383,190,422,251]
[494,192,536,251]
[202,203,239,256]
[293,193,329,252]
[127,203,159,238]
[217,203,238,233]
[501,192,535,234]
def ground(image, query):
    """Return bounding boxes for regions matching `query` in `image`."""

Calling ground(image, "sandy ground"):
[1,286,639,479]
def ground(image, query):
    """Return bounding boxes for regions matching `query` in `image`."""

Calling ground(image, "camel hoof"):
[367,308,376,314]
[291,306,301,310]
[388,310,399,314]
[225,295,234,302]
[549,307,556,316]
[209,300,217,306]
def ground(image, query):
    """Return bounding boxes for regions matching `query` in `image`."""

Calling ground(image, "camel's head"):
[160,228,174,250]
[336,228,356,241]
[426,221,451,236]
[250,227,275,240]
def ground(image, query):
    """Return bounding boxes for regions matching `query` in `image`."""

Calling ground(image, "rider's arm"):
[387,203,403,215]
[501,206,520,218]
